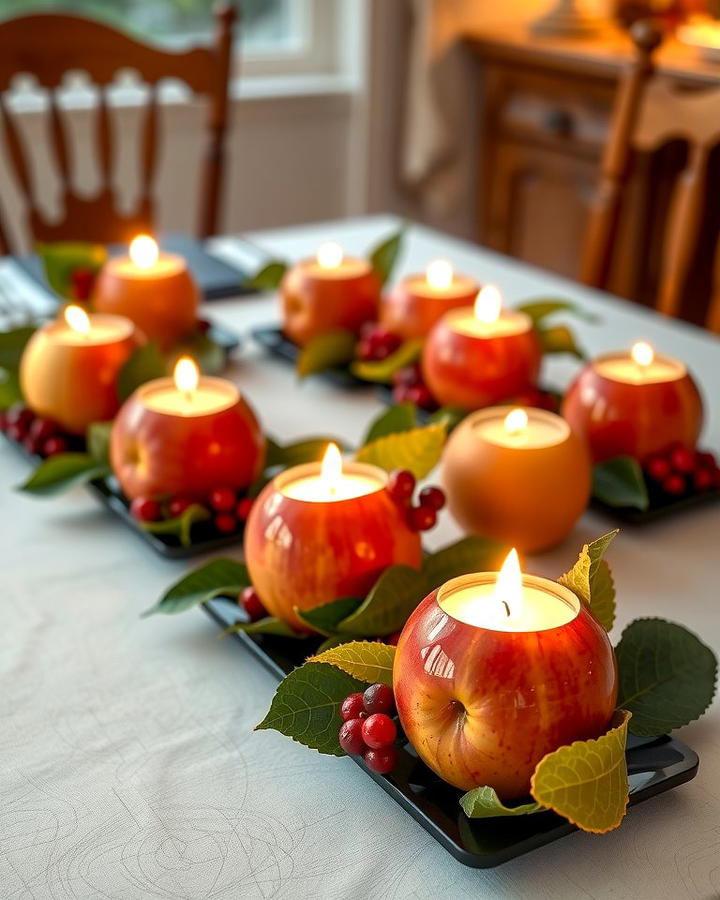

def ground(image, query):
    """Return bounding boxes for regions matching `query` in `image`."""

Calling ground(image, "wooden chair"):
[0,3,236,253]
[580,20,720,333]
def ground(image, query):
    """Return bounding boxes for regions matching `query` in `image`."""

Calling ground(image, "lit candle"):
[421,286,542,410]
[380,259,479,340]
[245,443,422,631]
[563,341,704,462]
[110,357,265,502]
[281,242,381,346]
[19,305,141,435]
[442,405,591,552]
[393,549,617,799]
[94,235,199,350]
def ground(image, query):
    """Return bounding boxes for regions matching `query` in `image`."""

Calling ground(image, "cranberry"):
[209,486,236,512]
[693,468,714,492]
[168,496,192,518]
[6,404,34,437]
[418,486,445,511]
[28,417,59,444]
[130,496,161,522]
[404,383,436,411]
[70,268,95,301]
[364,746,398,775]
[214,513,237,533]
[240,586,266,621]
[6,423,26,443]
[408,504,437,532]
[42,436,68,457]
[196,317,212,334]
[356,339,375,362]
[24,434,44,456]
[662,474,686,496]
[235,497,254,521]
[669,446,695,474]
[697,451,717,470]
[339,718,366,756]
[645,456,671,482]
[361,713,397,749]
[387,469,415,504]
[341,693,366,721]
[392,364,422,389]
[363,683,395,716]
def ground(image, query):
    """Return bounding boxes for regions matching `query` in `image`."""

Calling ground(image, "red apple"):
[394,588,617,799]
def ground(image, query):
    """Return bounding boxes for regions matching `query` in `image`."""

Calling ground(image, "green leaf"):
[316,634,362,653]
[117,341,167,402]
[244,260,287,291]
[309,641,396,686]
[362,403,417,446]
[460,786,544,819]
[0,367,22,410]
[37,241,107,299]
[255,661,365,756]
[86,421,113,465]
[18,452,110,496]
[222,617,301,638]
[536,324,586,360]
[140,503,211,548]
[295,596,364,636]
[296,330,357,379]
[141,558,249,617]
[350,339,422,384]
[265,435,344,469]
[615,618,718,736]
[0,326,36,370]
[422,537,506,592]
[558,530,618,631]
[530,710,631,834]
[337,565,427,636]
[593,456,649,510]
[369,227,405,286]
[427,406,467,432]
[355,422,446,479]
[515,298,598,327]
[172,330,225,375]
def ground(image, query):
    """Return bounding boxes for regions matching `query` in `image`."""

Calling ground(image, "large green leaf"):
[615,618,717,736]
[296,330,357,379]
[244,260,287,291]
[530,710,631,833]
[558,530,618,631]
[427,406,467,432]
[295,596,364,636]
[460,786,543,819]
[0,367,22,410]
[255,662,365,756]
[350,339,422,384]
[337,564,427,636]
[86,421,113,465]
[362,403,417,446]
[536,324,586,360]
[515,298,598,326]
[422,537,506,592]
[310,641,396,686]
[0,326,36,370]
[117,342,167,402]
[140,503,211,548]
[355,422,446,479]
[142,558,249,617]
[18,453,110,496]
[369,227,405,286]
[593,456,649,510]
[37,241,107,299]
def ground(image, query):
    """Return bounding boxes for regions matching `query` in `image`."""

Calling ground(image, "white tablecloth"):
[3,216,720,900]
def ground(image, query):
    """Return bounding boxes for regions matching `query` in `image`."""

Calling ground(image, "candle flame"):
[426,259,454,290]
[631,341,654,367]
[321,442,343,495]
[473,285,502,324]
[64,304,90,335]
[129,234,159,269]
[504,408,528,436]
[316,241,344,269]
[173,356,199,395]
[493,548,523,618]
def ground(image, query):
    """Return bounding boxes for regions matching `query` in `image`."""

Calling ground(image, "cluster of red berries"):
[130,487,254,534]
[238,585,267,622]
[70,268,96,302]
[0,404,72,457]
[338,682,399,774]
[644,444,720,497]
[356,323,402,363]
[387,468,445,532]
[391,364,438,411]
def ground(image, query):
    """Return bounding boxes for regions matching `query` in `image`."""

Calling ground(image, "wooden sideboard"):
[466,28,720,318]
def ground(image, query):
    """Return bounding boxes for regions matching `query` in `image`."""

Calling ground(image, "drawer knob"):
[544,108,574,137]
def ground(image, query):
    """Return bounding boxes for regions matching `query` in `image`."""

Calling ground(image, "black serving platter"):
[592,483,720,525]
[203,595,699,869]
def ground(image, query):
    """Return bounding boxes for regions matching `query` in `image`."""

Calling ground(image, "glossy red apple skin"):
[422,319,542,410]
[244,469,423,632]
[380,277,478,340]
[280,259,381,346]
[110,385,266,501]
[393,590,617,800]
[562,363,704,462]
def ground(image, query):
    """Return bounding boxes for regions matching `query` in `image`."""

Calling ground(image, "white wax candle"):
[49,314,134,346]
[472,406,569,449]
[278,460,386,503]
[446,307,532,339]
[304,257,372,279]
[594,352,686,385]
[140,376,238,417]
[405,273,477,299]
[108,254,187,280]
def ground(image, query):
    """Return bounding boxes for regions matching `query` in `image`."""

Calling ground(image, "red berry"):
[645,456,671,482]
[693,468,714,492]
[662,474,686,496]
[42,436,67,456]
[387,469,415,504]
[6,423,26,443]
[130,496,161,522]
[361,713,397,750]
[356,339,375,362]
[339,718,366,756]
[418,486,445,511]
[70,268,94,301]
[209,486,236,512]
[6,404,33,437]
[28,417,60,444]
[235,497,254,521]
[386,630,402,646]
[408,504,437,532]
[0,410,7,431]
[168,496,192,517]
[340,693,366,721]
[669,446,695,474]
[392,364,422,389]
[24,434,44,455]
[364,746,398,775]
[196,317,212,334]
[404,383,436,411]
[214,512,237,533]
[363,683,395,716]
[239,586,266,621]
[697,451,717,470]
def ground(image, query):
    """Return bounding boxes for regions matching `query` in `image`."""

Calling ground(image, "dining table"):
[2,215,719,900]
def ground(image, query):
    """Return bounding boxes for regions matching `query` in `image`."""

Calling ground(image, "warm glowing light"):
[631,341,654,367]
[64,304,91,335]
[129,234,160,269]
[173,356,199,396]
[316,242,344,269]
[320,442,343,495]
[474,285,502,323]
[493,548,523,618]
[426,259,454,290]
[504,408,529,436]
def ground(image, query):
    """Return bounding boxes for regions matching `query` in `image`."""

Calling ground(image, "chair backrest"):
[580,20,720,333]
[0,3,236,253]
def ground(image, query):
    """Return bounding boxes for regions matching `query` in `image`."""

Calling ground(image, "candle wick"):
[502,600,511,617]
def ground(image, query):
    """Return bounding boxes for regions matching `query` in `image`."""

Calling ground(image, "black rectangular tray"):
[203,595,699,869]
[592,486,720,525]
